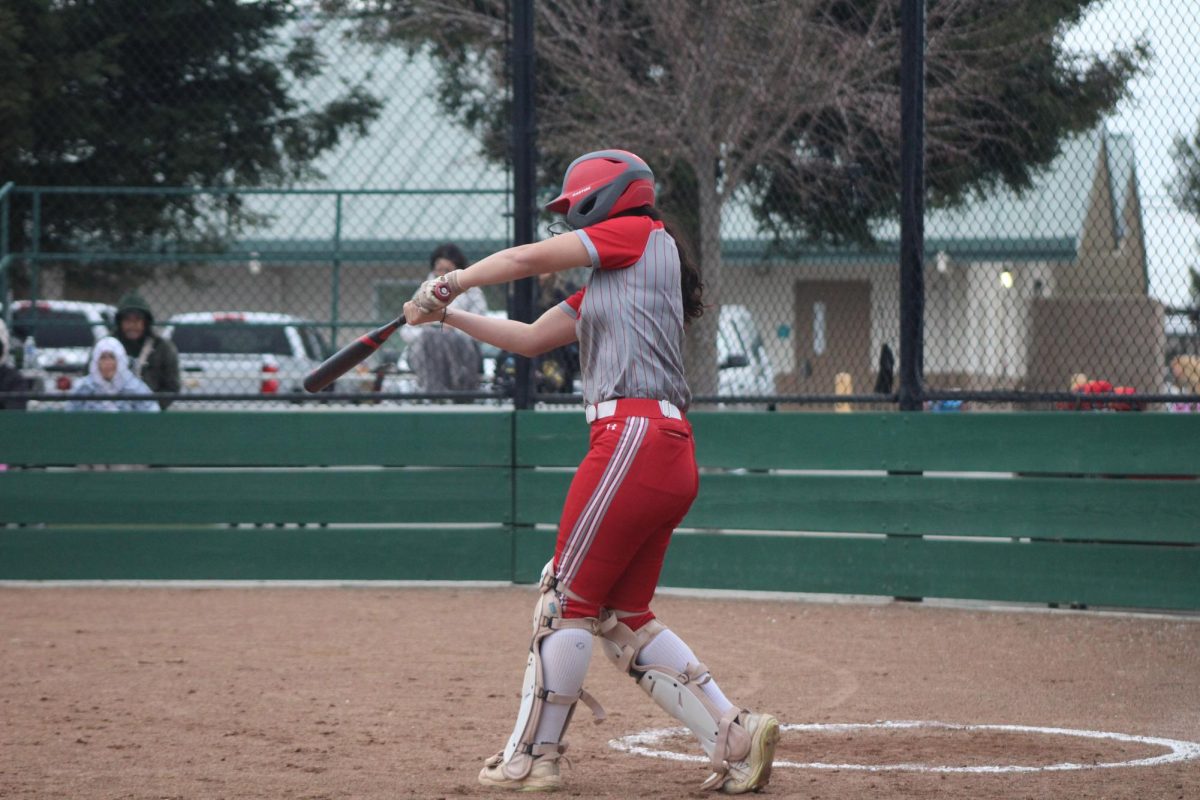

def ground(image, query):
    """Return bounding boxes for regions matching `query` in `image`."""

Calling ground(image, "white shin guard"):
[599,612,750,788]
[492,569,605,780]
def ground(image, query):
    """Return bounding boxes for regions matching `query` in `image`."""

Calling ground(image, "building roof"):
[722,127,1137,264]
[246,21,1139,266]
[922,128,1135,248]
[245,20,511,245]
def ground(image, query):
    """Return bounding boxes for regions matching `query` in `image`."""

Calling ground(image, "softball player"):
[404,150,779,794]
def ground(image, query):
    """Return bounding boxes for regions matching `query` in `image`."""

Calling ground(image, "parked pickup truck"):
[161,311,332,400]
[12,299,117,395]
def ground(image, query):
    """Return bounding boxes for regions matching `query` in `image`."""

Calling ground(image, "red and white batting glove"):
[411,273,462,314]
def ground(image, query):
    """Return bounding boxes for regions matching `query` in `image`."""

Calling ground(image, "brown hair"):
[429,242,468,271]
[612,206,705,323]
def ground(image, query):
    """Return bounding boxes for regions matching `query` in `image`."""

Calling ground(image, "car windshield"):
[172,323,292,355]
[12,308,96,348]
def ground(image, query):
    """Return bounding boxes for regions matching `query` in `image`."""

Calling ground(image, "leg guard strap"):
[698,706,745,790]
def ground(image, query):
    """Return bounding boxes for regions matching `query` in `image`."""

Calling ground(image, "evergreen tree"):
[0,0,381,293]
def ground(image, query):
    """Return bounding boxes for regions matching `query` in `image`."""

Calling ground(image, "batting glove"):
[411,273,461,314]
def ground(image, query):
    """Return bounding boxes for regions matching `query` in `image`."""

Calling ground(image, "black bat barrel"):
[303,317,405,393]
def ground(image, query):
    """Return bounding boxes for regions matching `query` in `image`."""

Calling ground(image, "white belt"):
[584,399,683,423]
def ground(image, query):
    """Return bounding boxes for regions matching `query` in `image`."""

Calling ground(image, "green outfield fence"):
[2,411,1197,611]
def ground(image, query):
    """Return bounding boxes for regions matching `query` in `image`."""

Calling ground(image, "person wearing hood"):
[114,291,180,409]
[0,318,30,410]
[66,336,159,412]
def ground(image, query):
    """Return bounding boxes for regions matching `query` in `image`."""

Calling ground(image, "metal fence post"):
[891,0,929,603]
[330,193,343,348]
[30,190,41,324]
[0,183,11,319]
[898,0,926,412]
[510,0,537,410]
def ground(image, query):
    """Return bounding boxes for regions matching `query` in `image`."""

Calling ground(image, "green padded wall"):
[2,411,1197,609]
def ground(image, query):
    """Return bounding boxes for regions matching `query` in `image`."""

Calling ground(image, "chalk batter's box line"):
[609,720,1200,773]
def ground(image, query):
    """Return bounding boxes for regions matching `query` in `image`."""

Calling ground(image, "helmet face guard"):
[546,149,655,228]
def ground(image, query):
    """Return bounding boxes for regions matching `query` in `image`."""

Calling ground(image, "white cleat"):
[716,712,780,794]
[478,752,563,793]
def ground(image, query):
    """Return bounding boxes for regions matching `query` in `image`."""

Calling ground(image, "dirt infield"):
[2,586,1198,799]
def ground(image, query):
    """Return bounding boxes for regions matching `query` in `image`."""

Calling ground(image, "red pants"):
[553,401,699,623]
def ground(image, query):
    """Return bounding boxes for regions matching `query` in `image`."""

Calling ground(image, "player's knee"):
[540,559,604,621]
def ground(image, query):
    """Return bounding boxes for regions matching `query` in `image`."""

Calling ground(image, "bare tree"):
[530,2,856,392]
[332,0,1144,395]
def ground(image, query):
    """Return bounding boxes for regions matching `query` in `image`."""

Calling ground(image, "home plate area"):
[610,720,1200,774]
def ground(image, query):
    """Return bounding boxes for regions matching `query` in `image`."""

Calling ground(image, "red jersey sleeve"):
[575,216,661,270]
[560,288,585,320]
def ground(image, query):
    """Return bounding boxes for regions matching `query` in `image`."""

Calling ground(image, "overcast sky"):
[1064,0,1200,305]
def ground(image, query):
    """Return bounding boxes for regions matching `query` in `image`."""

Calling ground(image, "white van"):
[717,304,775,398]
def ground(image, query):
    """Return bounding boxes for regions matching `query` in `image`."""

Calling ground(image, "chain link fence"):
[2,1,1199,412]
[3,185,513,407]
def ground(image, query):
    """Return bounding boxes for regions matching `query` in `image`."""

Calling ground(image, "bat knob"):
[433,282,453,301]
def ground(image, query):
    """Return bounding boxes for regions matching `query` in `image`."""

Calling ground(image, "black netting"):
[2,1,1198,412]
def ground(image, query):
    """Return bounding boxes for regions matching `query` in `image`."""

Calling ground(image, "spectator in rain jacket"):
[114,291,180,409]
[66,336,159,413]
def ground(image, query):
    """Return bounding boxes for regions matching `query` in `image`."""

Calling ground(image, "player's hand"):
[403,300,443,326]
[411,279,449,314]
[411,273,462,314]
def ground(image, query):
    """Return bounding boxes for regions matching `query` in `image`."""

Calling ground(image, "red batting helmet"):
[545,150,655,229]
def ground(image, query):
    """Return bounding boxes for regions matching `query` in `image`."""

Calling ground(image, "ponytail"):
[612,206,705,323]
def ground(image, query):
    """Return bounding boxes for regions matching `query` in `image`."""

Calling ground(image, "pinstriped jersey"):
[557,216,690,410]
